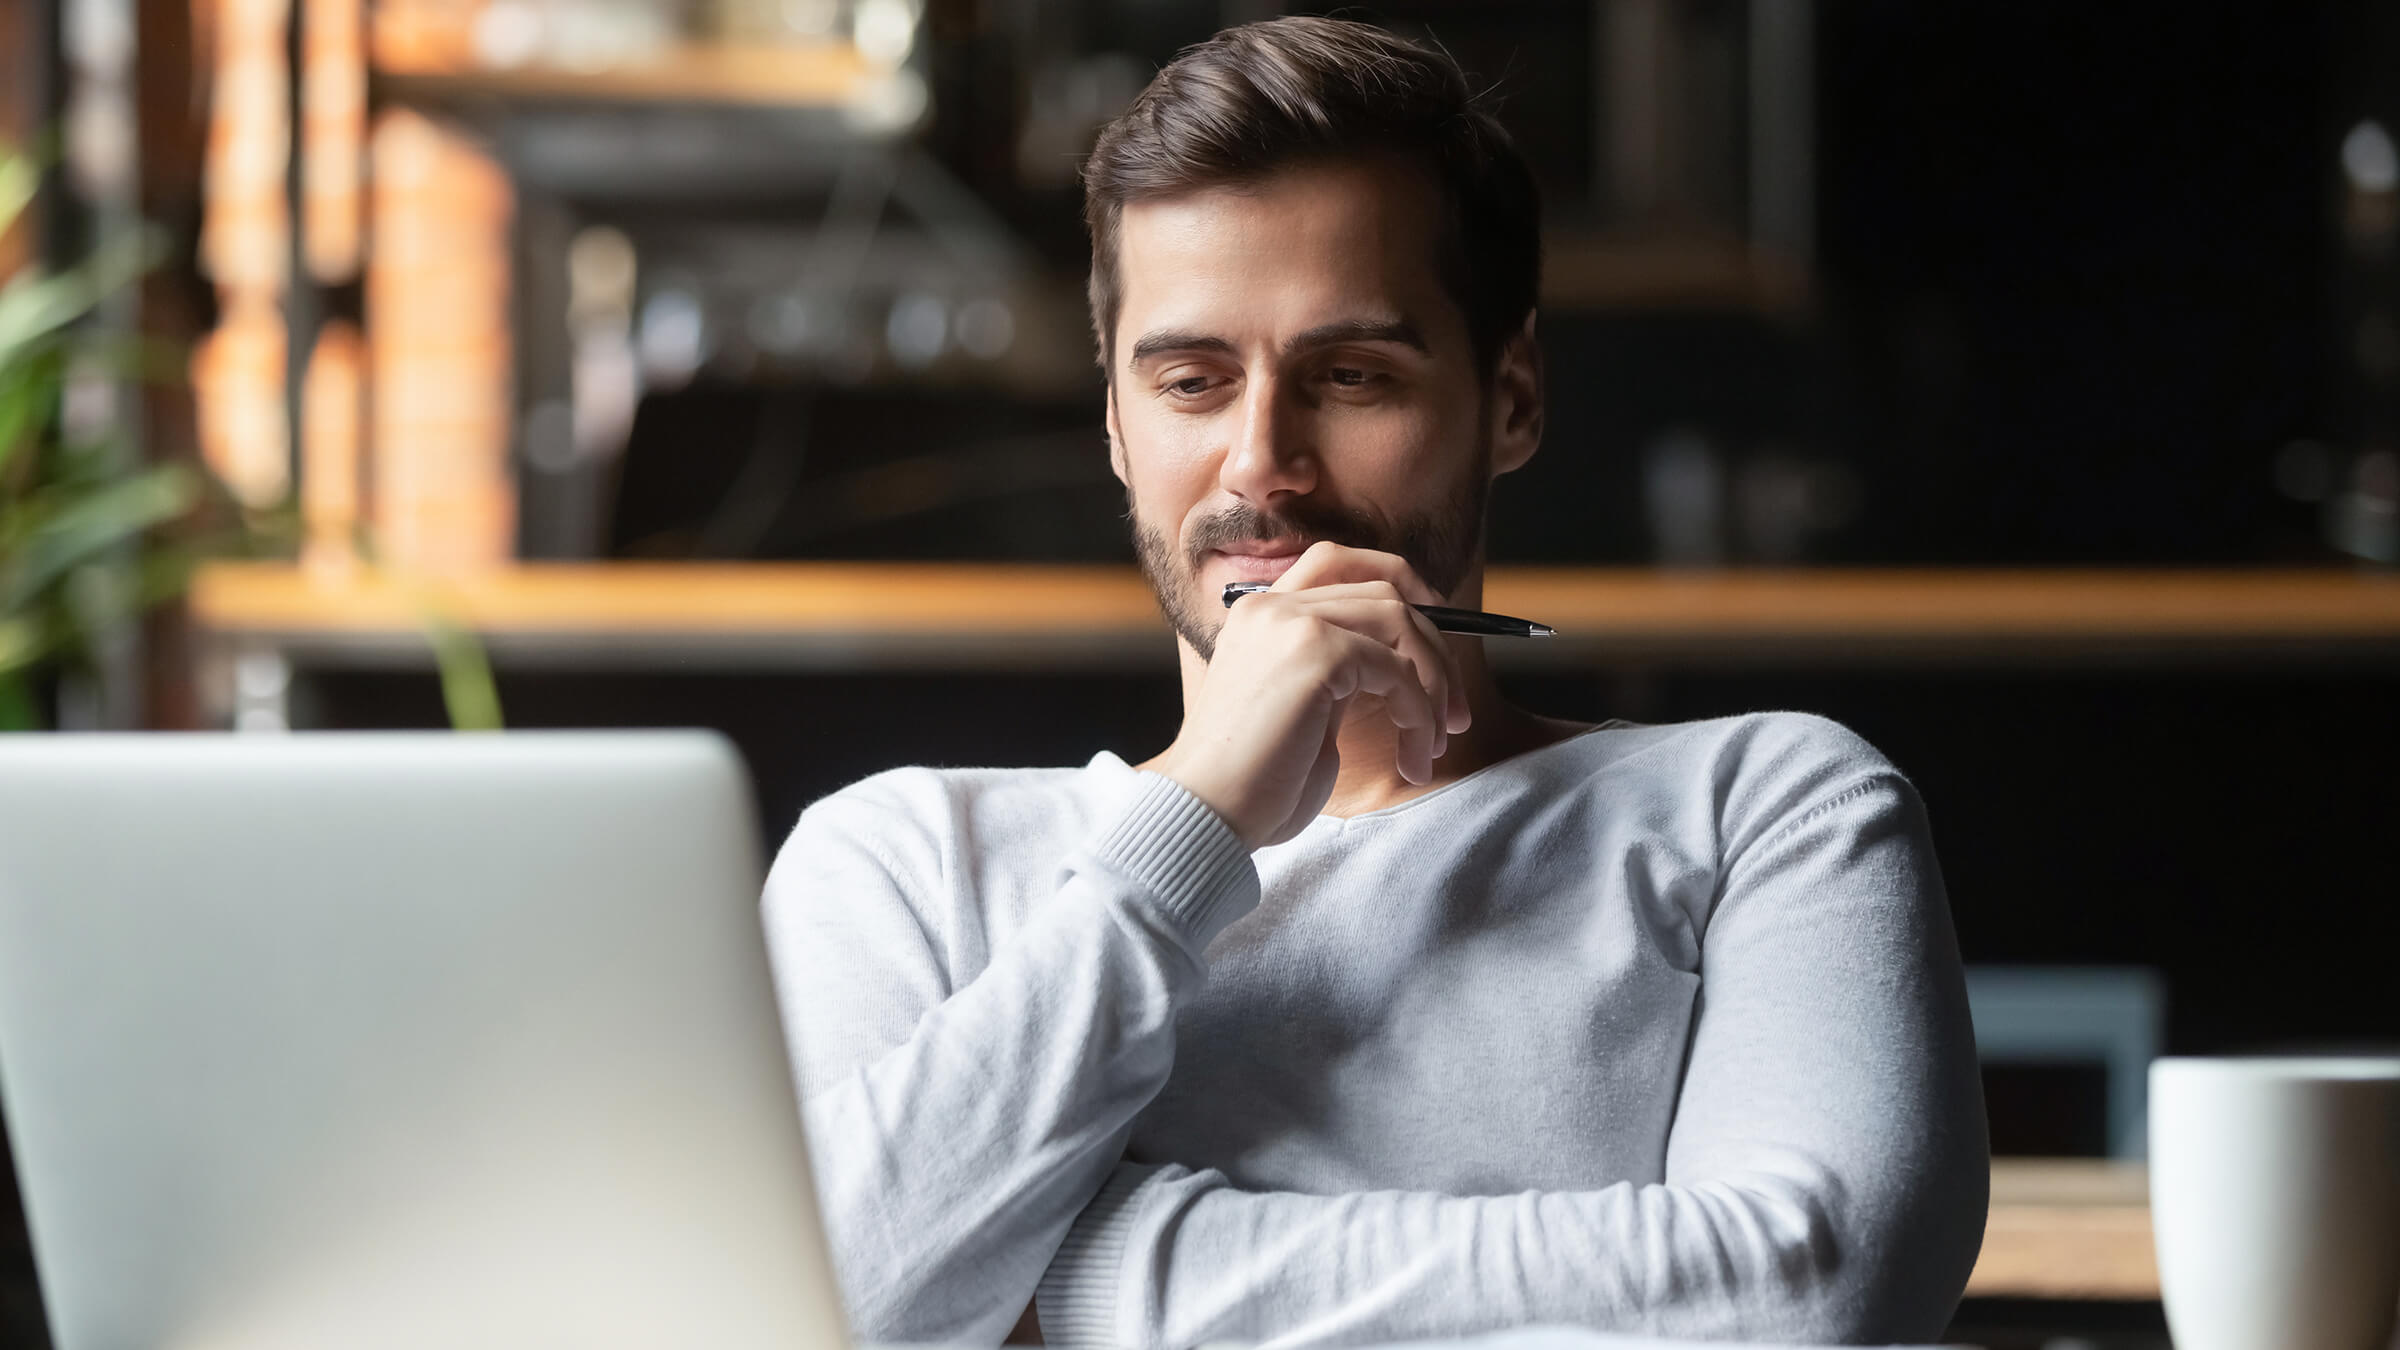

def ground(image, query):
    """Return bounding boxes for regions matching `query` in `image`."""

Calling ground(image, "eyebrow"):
[1126,331,1236,368]
[1287,318,1427,356]
[1124,317,1429,371]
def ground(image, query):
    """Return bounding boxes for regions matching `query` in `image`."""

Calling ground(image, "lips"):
[1208,543,1307,583]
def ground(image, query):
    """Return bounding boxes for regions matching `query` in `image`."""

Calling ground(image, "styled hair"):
[1080,16,1542,378]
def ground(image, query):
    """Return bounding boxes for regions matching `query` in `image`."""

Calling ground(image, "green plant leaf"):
[0,612,41,673]
[421,611,506,732]
[0,224,164,367]
[60,558,128,645]
[0,269,91,366]
[0,347,59,482]
[1,153,238,705]
[0,145,34,245]
[0,523,204,681]
[0,667,40,730]
[0,464,196,612]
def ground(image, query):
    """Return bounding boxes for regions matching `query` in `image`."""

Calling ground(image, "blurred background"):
[5,1,2400,1346]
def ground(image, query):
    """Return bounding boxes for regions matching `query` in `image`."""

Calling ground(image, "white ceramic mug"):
[2149,1057,2400,1350]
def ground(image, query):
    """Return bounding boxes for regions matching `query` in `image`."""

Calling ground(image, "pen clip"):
[1220,581,1272,608]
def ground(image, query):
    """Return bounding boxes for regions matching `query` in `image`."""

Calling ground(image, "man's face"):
[1106,157,1520,660]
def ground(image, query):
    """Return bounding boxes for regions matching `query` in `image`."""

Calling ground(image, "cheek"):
[1324,394,1464,478]
[1122,399,1221,473]
[1118,405,1222,522]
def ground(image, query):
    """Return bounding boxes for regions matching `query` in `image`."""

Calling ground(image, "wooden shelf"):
[1972,1158,2155,1301]
[189,563,2400,670]
[192,562,1171,671]
[373,42,875,109]
[1487,566,2400,648]
[195,562,1160,636]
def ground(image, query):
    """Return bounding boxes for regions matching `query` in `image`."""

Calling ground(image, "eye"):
[1160,372,1231,406]
[1322,364,1391,393]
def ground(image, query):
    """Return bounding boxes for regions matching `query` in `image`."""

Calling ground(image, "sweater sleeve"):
[1033,773,1988,1349]
[762,769,1259,1346]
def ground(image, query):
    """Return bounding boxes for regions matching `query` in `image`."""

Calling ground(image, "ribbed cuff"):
[1086,772,1259,952]
[1036,1164,1159,1349]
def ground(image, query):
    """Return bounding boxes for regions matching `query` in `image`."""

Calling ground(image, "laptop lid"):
[0,732,847,1350]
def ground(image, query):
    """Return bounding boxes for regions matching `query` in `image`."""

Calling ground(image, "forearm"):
[1036,1161,1929,1350]
[770,774,1256,1344]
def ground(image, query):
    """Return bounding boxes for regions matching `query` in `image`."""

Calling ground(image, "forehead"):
[1112,157,1463,358]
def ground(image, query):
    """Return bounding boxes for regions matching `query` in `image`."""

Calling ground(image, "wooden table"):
[1972,1159,2156,1301]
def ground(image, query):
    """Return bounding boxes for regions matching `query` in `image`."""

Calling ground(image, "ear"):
[1105,381,1129,486]
[1488,311,1543,478]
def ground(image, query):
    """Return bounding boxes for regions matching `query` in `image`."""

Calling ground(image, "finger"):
[1384,601,1460,758]
[1272,540,1443,606]
[1335,588,1471,740]
[1393,602,1455,758]
[1285,588,1454,753]
[1383,600,1470,737]
[1405,605,1474,745]
[1242,584,1461,751]
[1285,593,1452,752]
[1320,628,1441,784]
[1274,584,1470,742]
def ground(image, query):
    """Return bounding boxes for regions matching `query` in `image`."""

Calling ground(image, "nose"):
[1217,373,1316,506]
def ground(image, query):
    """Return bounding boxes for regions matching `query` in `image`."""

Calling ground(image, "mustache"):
[1181,500,1396,569]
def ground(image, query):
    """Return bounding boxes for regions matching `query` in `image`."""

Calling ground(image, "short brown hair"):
[1080,16,1542,379]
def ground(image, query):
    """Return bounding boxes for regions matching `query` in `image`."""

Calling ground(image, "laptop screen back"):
[0,732,847,1350]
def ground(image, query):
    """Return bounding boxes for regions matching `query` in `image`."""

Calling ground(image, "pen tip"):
[1529,625,1557,638]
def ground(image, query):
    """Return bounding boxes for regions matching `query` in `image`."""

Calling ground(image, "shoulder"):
[773,757,1137,884]
[1558,710,1896,788]
[762,757,1153,982]
[1552,711,1915,857]
[1694,709,1899,792]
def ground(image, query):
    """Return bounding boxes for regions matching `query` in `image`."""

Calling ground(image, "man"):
[763,17,1987,1348]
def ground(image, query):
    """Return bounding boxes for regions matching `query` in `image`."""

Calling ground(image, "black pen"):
[1221,581,1556,637]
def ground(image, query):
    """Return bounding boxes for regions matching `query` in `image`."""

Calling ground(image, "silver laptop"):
[0,732,849,1350]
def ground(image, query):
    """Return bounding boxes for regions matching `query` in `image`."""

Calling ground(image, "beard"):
[1128,440,1492,663]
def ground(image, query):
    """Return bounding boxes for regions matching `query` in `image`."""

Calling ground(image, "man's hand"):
[1151,542,1472,849]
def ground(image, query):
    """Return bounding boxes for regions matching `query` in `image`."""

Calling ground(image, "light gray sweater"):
[760,713,1989,1349]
